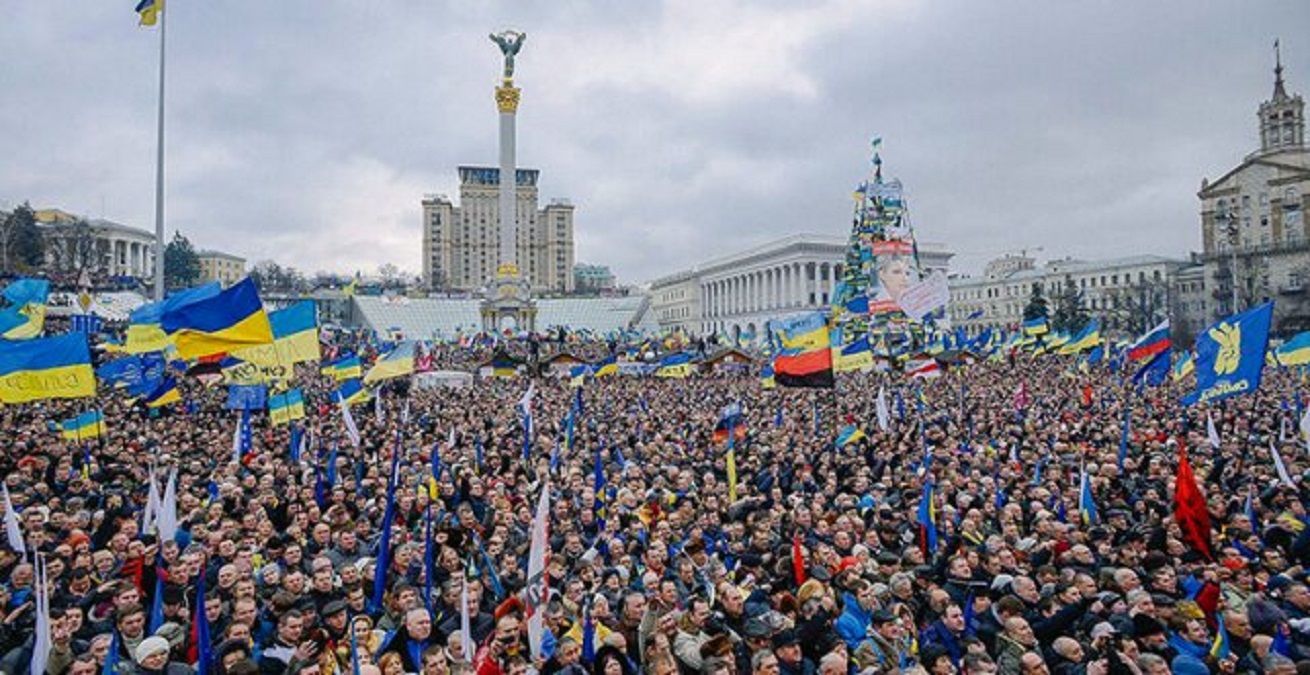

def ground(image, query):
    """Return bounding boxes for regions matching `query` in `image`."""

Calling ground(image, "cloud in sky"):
[1,1,1306,283]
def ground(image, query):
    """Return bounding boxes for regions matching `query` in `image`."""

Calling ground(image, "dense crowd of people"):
[3,337,1310,675]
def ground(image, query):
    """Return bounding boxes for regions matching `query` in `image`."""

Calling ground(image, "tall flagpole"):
[152,2,167,300]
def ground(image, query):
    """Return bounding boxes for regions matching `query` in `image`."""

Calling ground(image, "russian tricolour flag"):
[1128,320,1170,362]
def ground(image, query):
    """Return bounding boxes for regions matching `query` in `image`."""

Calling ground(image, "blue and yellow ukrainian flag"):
[1172,351,1195,381]
[760,364,776,389]
[569,364,591,388]
[1275,331,1310,367]
[1078,465,1099,526]
[143,377,181,408]
[593,355,618,378]
[835,337,874,373]
[0,278,51,340]
[1059,320,1101,355]
[1210,614,1231,660]
[125,283,221,355]
[161,278,274,360]
[917,482,939,555]
[135,0,162,26]
[233,300,320,367]
[490,354,518,377]
[61,411,106,441]
[323,355,363,380]
[268,389,306,426]
[836,424,867,447]
[332,378,369,406]
[655,352,694,378]
[1022,316,1049,336]
[0,333,96,403]
[363,341,415,385]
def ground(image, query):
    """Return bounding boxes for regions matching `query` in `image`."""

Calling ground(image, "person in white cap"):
[132,635,190,675]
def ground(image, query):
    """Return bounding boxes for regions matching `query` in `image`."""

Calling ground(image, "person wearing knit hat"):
[133,635,171,667]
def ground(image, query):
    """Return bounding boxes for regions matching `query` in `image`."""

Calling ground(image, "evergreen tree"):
[164,231,201,290]
[1053,278,1089,333]
[1023,283,1049,321]
[0,202,45,273]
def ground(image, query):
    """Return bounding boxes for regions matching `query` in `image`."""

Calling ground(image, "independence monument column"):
[481,29,536,333]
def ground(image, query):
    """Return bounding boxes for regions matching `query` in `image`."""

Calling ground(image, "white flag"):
[1271,442,1296,487]
[142,471,161,536]
[876,387,890,432]
[340,399,361,447]
[231,417,243,464]
[1281,416,1289,444]
[30,555,50,675]
[2,485,25,555]
[517,383,536,418]
[1207,412,1222,450]
[1300,405,1310,452]
[156,470,178,545]
[459,577,474,663]
[525,480,551,660]
[401,400,411,426]
[375,392,385,425]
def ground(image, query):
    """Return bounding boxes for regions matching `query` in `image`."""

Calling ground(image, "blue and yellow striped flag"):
[363,342,415,385]
[161,278,274,360]
[135,0,163,26]
[61,410,106,441]
[269,389,306,426]
[0,333,96,403]
[332,378,369,406]
[143,377,181,408]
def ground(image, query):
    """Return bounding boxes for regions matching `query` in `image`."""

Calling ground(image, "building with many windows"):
[1198,49,1310,333]
[948,254,1190,339]
[197,249,247,287]
[649,233,953,338]
[573,263,616,294]
[421,167,575,295]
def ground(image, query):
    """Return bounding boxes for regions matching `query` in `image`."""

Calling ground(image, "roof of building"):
[951,254,1186,288]
[648,233,953,288]
[352,294,658,338]
[34,209,156,241]
[196,249,246,262]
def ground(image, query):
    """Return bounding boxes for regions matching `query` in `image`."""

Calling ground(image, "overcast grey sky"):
[2,1,1307,284]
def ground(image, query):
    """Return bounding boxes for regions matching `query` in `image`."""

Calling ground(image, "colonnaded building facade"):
[648,233,953,338]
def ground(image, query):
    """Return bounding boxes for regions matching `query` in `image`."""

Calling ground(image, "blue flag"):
[369,436,402,613]
[1185,302,1273,405]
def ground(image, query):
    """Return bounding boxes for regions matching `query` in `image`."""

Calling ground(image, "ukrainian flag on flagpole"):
[1275,331,1310,367]
[61,411,106,441]
[836,424,867,447]
[1022,316,1049,336]
[593,355,618,378]
[233,300,320,367]
[655,352,694,378]
[322,354,362,380]
[160,278,274,360]
[124,283,221,355]
[1172,351,1195,381]
[143,377,181,408]
[0,333,96,403]
[0,278,51,340]
[135,0,163,26]
[333,378,370,406]
[363,341,416,385]
[268,389,306,426]
[1078,463,1099,525]
[760,364,776,389]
